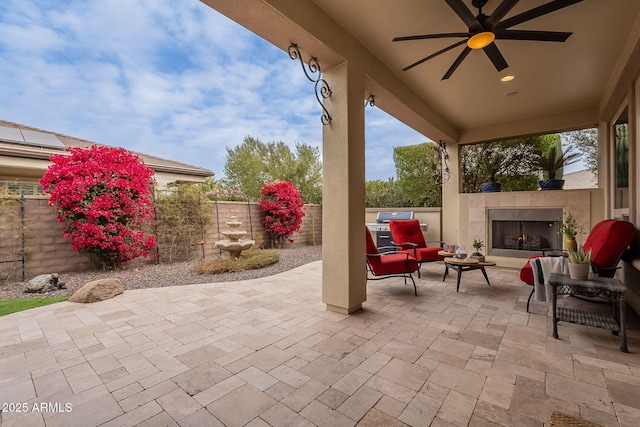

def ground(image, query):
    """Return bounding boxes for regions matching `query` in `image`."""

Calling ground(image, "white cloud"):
[365,108,431,180]
[0,0,424,181]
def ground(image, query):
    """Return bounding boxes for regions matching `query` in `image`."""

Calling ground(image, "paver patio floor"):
[1,261,639,426]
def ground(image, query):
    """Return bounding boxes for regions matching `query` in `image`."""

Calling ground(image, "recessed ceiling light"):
[501,75,514,82]
[505,91,519,97]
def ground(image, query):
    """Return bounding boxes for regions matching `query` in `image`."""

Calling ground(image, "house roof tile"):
[0,119,213,177]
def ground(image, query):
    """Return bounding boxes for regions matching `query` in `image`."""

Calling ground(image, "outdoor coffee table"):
[549,273,628,352]
[442,258,497,292]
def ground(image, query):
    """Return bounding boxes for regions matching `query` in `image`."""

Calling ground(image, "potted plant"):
[470,239,485,262]
[567,245,591,279]
[554,212,583,252]
[534,145,581,190]
[480,151,508,192]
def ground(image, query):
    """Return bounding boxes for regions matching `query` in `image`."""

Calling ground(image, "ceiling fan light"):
[467,32,495,49]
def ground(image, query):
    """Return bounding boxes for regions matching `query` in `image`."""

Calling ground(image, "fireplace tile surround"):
[458,189,605,269]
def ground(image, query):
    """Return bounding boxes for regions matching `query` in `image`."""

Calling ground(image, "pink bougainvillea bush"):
[40,146,157,268]
[259,180,305,248]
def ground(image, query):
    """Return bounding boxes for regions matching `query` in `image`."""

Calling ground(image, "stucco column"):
[442,142,460,245]
[321,62,367,314]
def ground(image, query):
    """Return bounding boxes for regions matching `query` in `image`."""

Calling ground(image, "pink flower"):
[259,180,304,248]
[40,146,157,268]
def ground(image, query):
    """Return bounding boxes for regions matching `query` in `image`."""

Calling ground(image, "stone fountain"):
[215,216,255,259]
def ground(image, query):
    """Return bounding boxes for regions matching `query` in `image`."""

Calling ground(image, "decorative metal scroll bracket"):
[288,43,332,125]
[365,94,375,108]
[435,140,451,185]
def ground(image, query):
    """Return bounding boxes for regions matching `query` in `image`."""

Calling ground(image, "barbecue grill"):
[366,212,427,252]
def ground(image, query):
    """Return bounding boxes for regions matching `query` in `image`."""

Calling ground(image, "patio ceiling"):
[204,0,640,144]
[312,0,640,131]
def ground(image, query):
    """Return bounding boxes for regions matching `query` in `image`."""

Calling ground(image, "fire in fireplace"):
[488,208,563,258]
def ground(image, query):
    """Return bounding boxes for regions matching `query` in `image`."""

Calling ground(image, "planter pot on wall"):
[480,182,502,192]
[539,179,565,190]
[568,262,590,280]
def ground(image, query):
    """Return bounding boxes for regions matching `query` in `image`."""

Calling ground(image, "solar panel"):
[0,125,66,150]
[21,129,66,150]
[0,126,24,144]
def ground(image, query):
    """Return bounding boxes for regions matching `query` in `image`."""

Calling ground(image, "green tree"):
[223,136,322,204]
[563,128,598,177]
[393,143,442,206]
[461,136,548,193]
[154,184,212,263]
[365,179,411,208]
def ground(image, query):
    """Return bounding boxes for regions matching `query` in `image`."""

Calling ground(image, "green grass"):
[195,248,280,274]
[0,296,69,317]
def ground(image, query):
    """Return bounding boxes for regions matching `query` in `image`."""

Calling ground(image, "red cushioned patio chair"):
[366,226,420,295]
[521,219,636,312]
[389,219,446,278]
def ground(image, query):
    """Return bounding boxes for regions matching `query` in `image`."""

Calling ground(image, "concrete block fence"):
[0,196,322,281]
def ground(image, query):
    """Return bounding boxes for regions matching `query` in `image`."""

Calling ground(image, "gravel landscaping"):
[2,245,322,300]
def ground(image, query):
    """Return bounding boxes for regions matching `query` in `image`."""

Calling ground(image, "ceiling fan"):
[393,0,583,80]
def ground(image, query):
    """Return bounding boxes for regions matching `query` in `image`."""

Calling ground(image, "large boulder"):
[69,278,124,303]
[24,273,66,293]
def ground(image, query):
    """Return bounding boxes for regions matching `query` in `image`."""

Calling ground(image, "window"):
[614,107,629,210]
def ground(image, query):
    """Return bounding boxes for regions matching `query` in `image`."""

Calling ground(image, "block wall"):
[0,196,322,280]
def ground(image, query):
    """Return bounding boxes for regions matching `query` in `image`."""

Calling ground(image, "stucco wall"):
[0,196,321,281]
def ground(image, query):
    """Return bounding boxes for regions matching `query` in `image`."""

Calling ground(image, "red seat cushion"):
[389,219,445,262]
[407,247,445,262]
[372,253,419,275]
[519,219,636,283]
[583,220,635,272]
[389,219,427,250]
[366,226,419,275]
[365,227,380,260]
[520,255,544,285]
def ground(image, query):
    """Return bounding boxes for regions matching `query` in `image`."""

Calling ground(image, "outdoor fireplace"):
[488,208,563,258]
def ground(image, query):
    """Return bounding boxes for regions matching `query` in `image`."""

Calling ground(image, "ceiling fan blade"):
[483,43,508,72]
[403,40,467,71]
[497,0,583,30]
[442,46,471,80]
[393,32,470,42]
[444,0,483,32]
[495,30,572,42]
[485,0,520,28]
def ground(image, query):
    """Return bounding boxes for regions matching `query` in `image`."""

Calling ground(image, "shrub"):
[155,184,212,263]
[195,249,279,274]
[259,180,305,248]
[40,146,157,269]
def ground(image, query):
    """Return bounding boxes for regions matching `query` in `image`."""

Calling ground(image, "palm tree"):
[534,145,581,181]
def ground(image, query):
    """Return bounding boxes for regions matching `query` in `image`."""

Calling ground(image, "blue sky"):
[0,0,428,181]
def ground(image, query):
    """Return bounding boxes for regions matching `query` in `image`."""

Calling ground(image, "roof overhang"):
[201,0,640,144]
